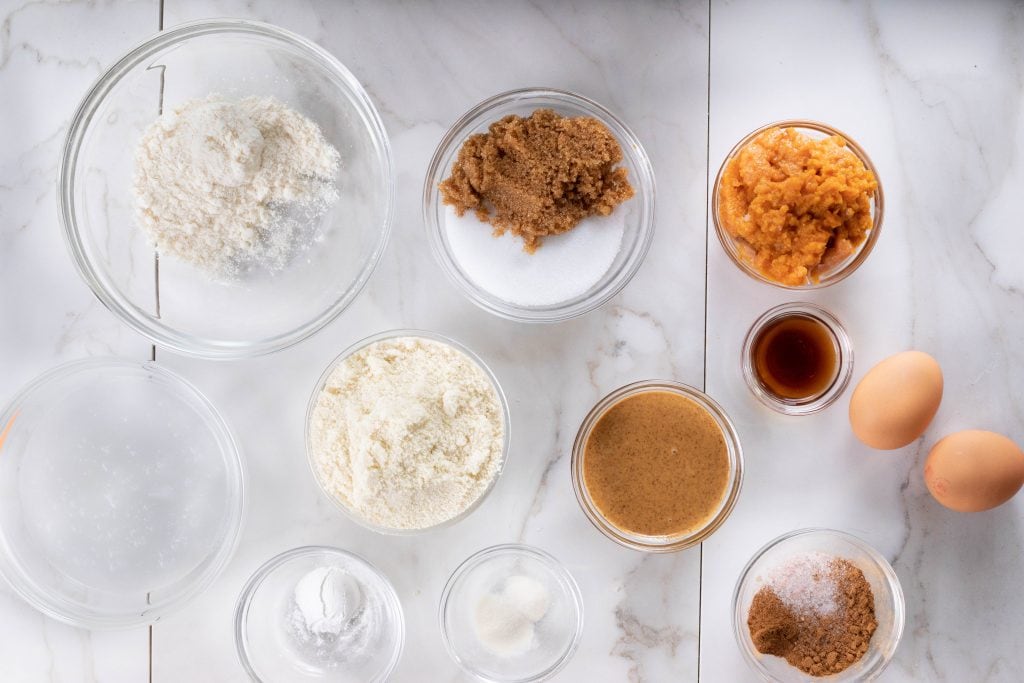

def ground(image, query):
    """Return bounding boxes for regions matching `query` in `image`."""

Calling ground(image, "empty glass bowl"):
[0,358,244,628]
[440,544,583,682]
[60,19,393,358]
[424,88,655,322]
[733,528,905,682]
[235,546,404,683]
[712,120,883,289]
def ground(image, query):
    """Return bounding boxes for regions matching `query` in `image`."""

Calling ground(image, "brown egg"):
[849,351,943,449]
[924,430,1024,512]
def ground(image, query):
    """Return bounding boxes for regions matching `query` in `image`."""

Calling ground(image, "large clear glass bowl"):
[0,358,244,628]
[59,19,393,358]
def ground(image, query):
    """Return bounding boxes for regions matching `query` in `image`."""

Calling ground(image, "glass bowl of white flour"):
[59,19,393,358]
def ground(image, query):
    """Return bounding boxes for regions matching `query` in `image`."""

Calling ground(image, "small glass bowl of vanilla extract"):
[741,302,854,415]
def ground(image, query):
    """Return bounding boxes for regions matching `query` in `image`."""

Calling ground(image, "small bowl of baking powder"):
[305,329,510,534]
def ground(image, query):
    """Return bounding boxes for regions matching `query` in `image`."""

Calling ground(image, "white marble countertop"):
[2,0,1023,681]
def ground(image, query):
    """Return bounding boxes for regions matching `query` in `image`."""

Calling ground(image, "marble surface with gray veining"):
[1,1,1022,681]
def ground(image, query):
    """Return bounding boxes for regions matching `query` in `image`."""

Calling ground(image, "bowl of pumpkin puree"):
[571,380,743,552]
[713,120,884,289]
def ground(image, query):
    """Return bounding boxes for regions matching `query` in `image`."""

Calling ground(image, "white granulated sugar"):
[133,94,340,278]
[764,551,839,616]
[310,336,505,530]
[473,574,550,658]
[444,206,625,307]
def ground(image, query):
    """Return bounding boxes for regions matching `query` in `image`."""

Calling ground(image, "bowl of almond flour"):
[59,19,393,358]
[306,330,510,534]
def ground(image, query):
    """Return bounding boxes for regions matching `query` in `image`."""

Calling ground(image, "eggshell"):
[849,351,943,450]
[924,430,1024,512]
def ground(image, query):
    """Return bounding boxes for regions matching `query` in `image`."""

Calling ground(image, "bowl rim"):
[710,119,885,290]
[570,380,744,553]
[0,357,245,629]
[422,86,656,323]
[731,527,907,682]
[234,545,405,683]
[304,329,511,535]
[437,543,584,683]
[58,18,395,359]
[740,301,855,415]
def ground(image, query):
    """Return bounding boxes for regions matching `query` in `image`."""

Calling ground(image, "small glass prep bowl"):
[440,544,583,683]
[305,329,511,535]
[235,546,404,683]
[732,528,905,682]
[424,88,655,322]
[711,120,884,289]
[571,380,743,552]
[59,19,393,359]
[0,358,244,628]
[741,302,854,416]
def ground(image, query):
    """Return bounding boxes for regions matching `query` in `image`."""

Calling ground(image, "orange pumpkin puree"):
[718,127,877,286]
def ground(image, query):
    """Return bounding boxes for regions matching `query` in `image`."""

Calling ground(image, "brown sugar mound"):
[747,557,878,677]
[718,127,877,285]
[439,108,635,253]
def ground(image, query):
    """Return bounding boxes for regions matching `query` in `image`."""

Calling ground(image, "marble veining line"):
[611,555,695,683]
[515,416,563,542]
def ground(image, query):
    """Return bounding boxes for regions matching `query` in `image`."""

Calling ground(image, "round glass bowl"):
[305,329,511,534]
[711,120,884,289]
[59,19,393,358]
[0,358,244,628]
[571,380,743,552]
[440,544,583,683]
[733,528,905,682]
[235,546,404,683]
[423,88,655,322]
[741,302,854,415]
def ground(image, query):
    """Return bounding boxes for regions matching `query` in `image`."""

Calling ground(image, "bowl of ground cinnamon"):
[424,88,655,322]
[712,121,884,289]
[733,529,905,681]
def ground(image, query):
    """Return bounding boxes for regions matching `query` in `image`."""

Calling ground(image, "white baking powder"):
[133,94,340,278]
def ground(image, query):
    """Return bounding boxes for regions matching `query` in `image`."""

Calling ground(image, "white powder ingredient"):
[473,574,550,658]
[133,94,341,277]
[291,566,363,640]
[764,551,839,616]
[310,336,505,530]
[445,206,625,306]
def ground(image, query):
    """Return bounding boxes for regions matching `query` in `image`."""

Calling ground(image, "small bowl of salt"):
[440,544,584,682]
[423,88,655,323]
[235,546,404,683]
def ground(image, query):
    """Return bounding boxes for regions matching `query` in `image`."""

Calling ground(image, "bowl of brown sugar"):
[733,529,905,682]
[424,88,655,322]
[571,380,743,552]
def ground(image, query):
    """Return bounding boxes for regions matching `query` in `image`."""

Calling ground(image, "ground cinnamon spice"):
[439,108,634,253]
[747,556,877,677]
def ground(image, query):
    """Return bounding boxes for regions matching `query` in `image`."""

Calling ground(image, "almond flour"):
[309,336,505,530]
